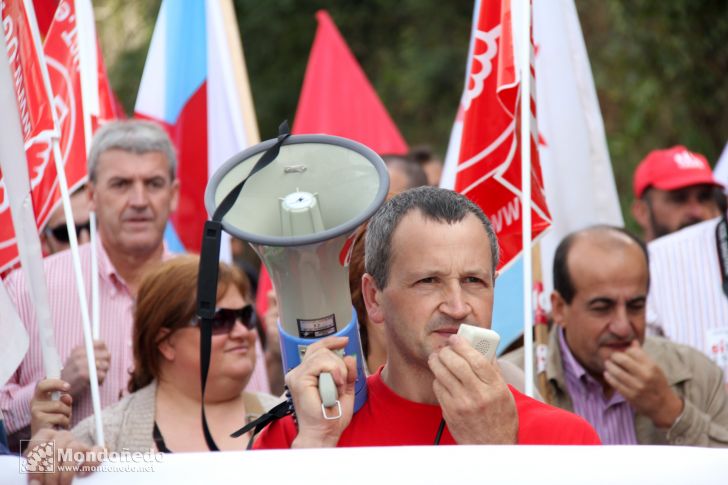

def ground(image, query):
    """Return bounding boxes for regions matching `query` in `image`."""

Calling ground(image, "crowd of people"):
[1,120,727,483]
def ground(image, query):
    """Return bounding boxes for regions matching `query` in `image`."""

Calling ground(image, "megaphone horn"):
[204,128,389,417]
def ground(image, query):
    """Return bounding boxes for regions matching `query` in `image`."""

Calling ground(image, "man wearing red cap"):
[631,145,724,241]
[634,146,728,392]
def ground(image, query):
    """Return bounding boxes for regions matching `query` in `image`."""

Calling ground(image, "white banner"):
[1,445,727,484]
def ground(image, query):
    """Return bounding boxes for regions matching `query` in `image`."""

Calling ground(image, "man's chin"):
[116,235,163,255]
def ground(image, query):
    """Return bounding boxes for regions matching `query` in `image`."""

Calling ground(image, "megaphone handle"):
[318,372,342,420]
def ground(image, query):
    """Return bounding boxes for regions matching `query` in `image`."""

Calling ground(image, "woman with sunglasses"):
[30,255,280,453]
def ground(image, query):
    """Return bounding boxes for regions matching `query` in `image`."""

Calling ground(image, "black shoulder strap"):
[715,216,728,299]
[231,398,294,449]
[197,121,291,452]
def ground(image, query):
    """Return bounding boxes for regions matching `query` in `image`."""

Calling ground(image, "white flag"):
[534,0,624,296]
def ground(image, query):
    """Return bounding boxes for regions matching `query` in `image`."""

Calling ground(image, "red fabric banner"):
[0,0,58,272]
[0,0,118,273]
[44,0,118,199]
[292,10,408,155]
[455,0,550,269]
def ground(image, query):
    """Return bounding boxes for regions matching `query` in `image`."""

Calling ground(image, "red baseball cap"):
[633,145,722,198]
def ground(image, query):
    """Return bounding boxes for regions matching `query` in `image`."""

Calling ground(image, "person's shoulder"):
[12,244,93,290]
[244,391,285,414]
[511,387,601,444]
[499,347,526,370]
[252,414,297,449]
[77,383,153,428]
[645,336,722,376]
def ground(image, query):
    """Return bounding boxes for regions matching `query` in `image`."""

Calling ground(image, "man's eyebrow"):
[586,297,614,306]
[404,269,444,279]
[627,295,647,304]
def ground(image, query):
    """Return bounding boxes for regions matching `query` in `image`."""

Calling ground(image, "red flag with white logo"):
[452,0,550,269]
[0,0,59,273]
[43,0,118,207]
[0,0,117,273]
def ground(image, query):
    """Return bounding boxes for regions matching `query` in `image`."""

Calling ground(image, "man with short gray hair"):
[0,120,179,448]
[255,186,599,448]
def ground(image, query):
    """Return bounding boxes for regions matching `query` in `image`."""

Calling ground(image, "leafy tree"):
[577,0,728,229]
[97,0,728,232]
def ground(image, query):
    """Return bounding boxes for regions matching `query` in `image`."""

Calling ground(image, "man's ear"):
[157,328,175,361]
[631,198,650,232]
[169,178,180,212]
[361,273,385,325]
[550,291,568,329]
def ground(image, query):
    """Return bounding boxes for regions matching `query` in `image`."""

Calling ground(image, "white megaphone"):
[204,131,389,416]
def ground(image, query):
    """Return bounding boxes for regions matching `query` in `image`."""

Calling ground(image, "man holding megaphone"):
[254,186,600,447]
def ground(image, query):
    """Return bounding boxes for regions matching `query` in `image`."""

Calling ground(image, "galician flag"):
[135,0,260,254]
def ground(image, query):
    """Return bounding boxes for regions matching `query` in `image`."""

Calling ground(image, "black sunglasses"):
[189,305,256,335]
[47,221,91,243]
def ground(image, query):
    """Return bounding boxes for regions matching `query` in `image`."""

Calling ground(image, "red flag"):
[257,10,408,317]
[455,0,550,269]
[0,0,118,273]
[31,0,58,37]
[293,10,408,154]
[0,0,59,272]
[43,0,118,200]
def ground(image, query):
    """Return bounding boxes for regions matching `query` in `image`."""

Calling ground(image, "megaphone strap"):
[211,120,292,222]
[196,121,291,453]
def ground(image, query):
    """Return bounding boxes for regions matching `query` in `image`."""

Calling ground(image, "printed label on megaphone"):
[205,134,390,415]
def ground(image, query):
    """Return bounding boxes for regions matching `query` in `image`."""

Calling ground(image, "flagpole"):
[0,33,62,382]
[518,0,534,398]
[74,0,101,342]
[25,0,104,445]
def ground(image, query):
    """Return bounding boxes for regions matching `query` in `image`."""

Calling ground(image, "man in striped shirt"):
[0,121,180,450]
[646,217,728,391]
[503,225,728,446]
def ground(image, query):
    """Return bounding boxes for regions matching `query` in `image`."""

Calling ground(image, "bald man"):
[503,225,728,447]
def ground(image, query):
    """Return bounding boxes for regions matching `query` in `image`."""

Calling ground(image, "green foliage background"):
[96,0,728,233]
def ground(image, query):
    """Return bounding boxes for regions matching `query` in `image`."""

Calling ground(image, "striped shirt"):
[0,237,270,435]
[559,328,638,444]
[646,217,728,383]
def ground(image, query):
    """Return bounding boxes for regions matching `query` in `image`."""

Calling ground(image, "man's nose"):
[691,200,712,219]
[439,283,470,320]
[129,182,149,206]
[609,305,633,339]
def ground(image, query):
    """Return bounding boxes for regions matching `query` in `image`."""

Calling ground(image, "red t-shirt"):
[254,369,601,448]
